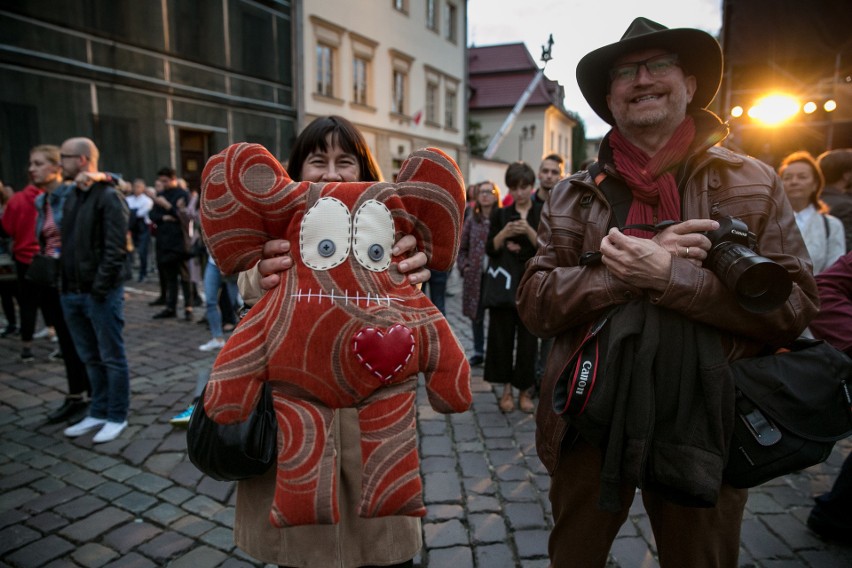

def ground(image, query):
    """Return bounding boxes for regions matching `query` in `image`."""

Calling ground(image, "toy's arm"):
[200,143,307,275]
[394,148,466,271]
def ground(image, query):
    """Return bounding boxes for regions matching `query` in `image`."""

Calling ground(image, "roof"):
[468,44,565,110]
[469,43,537,74]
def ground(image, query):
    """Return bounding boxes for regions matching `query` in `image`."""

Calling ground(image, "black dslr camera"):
[703,216,792,313]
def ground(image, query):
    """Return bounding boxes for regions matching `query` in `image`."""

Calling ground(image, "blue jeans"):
[424,269,448,315]
[204,261,239,339]
[61,287,130,422]
[133,228,150,280]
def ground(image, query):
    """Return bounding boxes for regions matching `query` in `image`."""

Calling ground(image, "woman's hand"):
[393,234,431,285]
[256,234,430,291]
[257,239,293,290]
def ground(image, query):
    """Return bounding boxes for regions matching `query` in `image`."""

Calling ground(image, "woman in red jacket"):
[0,175,42,361]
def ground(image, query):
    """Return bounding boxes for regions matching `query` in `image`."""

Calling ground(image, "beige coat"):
[234,267,421,567]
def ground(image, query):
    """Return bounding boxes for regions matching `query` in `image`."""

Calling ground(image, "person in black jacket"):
[58,137,131,444]
[149,167,193,320]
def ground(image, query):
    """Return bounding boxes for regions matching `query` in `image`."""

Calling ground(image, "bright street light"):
[746,93,800,126]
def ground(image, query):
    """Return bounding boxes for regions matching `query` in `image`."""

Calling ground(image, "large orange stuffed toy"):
[199,143,471,527]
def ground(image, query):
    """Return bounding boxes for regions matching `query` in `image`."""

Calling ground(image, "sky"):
[467,0,723,138]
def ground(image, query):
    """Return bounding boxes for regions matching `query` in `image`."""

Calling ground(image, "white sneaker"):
[64,416,107,437]
[92,421,128,443]
[33,327,51,339]
[199,338,225,352]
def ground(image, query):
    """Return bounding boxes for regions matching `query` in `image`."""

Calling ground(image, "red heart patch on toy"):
[353,324,415,383]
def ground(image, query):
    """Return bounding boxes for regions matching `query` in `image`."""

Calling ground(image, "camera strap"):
[552,311,609,416]
[588,161,633,230]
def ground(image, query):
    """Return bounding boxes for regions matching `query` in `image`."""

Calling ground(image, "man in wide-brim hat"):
[517,17,818,568]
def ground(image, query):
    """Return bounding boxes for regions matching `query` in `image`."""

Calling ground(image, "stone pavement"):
[1,278,851,567]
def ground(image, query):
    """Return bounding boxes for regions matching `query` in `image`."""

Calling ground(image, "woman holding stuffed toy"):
[233,115,430,568]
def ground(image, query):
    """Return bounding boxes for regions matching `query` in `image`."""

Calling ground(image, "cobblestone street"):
[1,278,851,567]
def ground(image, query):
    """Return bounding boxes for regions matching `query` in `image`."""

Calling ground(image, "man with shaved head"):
[58,137,131,444]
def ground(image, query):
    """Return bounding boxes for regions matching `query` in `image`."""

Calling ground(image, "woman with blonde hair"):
[779,151,845,274]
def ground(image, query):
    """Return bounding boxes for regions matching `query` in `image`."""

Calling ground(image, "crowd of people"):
[1,14,852,567]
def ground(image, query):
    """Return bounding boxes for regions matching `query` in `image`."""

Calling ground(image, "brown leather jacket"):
[517,138,820,474]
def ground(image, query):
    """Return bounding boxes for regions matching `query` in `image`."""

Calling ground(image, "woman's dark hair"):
[287,115,382,182]
[504,161,535,189]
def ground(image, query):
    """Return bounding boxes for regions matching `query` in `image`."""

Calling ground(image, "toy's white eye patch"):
[352,200,394,272]
[300,197,351,270]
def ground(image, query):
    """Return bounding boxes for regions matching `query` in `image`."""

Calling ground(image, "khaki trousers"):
[549,439,747,568]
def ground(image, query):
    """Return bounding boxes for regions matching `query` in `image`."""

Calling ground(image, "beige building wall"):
[299,0,468,180]
[473,107,575,171]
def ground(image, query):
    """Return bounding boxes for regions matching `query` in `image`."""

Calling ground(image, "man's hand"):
[651,219,718,264]
[600,219,720,292]
[75,171,106,189]
[600,228,673,291]
[256,234,431,291]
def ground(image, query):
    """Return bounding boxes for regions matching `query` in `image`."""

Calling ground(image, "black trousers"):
[158,258,191,311]
[0,278,17,328]
[14,260,38,341]
[41,284,90,396]
[483,306,537,390]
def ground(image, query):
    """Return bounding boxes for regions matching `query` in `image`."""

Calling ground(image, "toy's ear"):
[200,143,307,274]
[394,148,466,271]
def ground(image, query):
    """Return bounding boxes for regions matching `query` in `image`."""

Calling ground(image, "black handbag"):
[481,249,524,309]
[724,338,852,489]
[25,254,60,287]
[186,382,278,481]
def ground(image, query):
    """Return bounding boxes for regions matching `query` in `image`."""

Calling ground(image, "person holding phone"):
[484,161,542,413]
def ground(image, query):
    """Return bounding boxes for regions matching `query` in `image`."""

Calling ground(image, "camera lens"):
[708,243,793,313]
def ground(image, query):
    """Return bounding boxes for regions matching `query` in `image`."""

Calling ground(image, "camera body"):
[704,216,754,251]
[703,216,792,313]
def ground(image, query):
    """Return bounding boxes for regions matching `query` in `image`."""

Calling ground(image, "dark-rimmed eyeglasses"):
[609,53,680,84]
[60,153,82,160]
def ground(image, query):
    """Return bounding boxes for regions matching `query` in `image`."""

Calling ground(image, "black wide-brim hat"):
[576,17,722,125]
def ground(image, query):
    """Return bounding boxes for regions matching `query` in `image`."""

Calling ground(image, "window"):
[350,34,377,108]
[353,56,368,105]
[443,2,457,43]
[426,0,438,31]
[390,50,413,117]
[316,44,334,97]
[426,82,439,124]
[310,16,344,101]
[393,0,407,12]
[445,88,457,129]
[392,70,406,115]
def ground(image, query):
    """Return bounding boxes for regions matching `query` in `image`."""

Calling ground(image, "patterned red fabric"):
[200,143,472,527]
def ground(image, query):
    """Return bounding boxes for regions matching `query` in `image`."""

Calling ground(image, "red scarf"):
[610,117,696,238]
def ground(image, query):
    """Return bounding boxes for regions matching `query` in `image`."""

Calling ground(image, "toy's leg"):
[205,310,271,423]
[269,397,338,527]
[357,382,425,519]
[420,318,472,413]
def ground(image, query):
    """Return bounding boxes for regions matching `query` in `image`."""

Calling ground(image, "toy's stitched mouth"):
[294,288,405,307]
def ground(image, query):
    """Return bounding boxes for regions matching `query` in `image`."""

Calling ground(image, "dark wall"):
[0,0,296,190]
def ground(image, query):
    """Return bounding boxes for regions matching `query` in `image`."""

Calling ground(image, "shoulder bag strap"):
[588,162,632,230]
